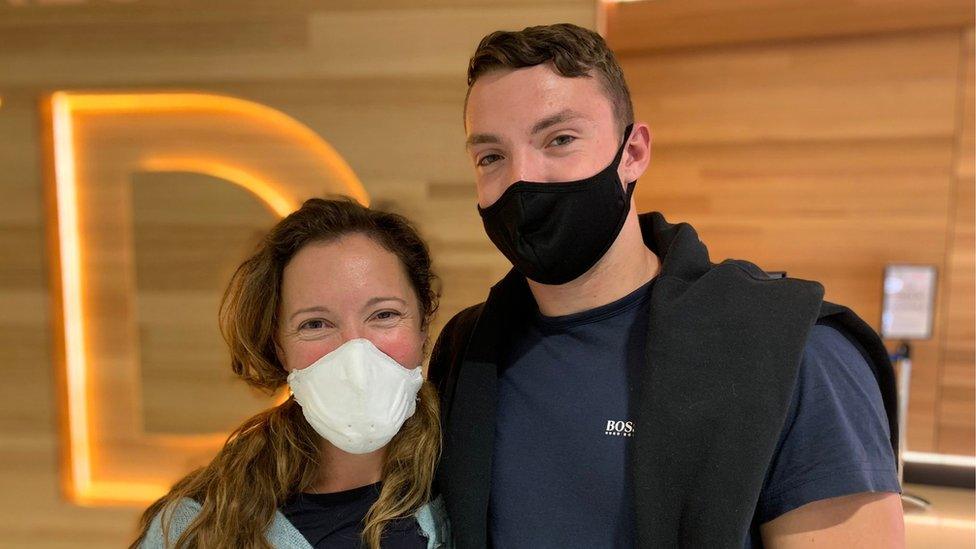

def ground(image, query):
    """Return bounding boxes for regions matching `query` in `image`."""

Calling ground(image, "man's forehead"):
[468,66,593,112]
[465,66,609,139]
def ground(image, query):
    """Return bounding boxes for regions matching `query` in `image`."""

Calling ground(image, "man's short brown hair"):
[466,23,634,131]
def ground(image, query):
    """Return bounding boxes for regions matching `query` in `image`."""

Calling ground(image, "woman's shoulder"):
[415,494,452,548]
[139,495,449,548]
[140,498,311,549]
[139,498,203,549]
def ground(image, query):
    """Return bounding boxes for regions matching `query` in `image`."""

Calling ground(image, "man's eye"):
[299,319,327,330]
[549,135,576,147]
[477,154,502,167]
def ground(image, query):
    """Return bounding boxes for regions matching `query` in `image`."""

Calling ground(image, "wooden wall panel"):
[623,31,960,145]
[0,4,593,85]
[938,28,975,455]
[604,0,975,53]
[616,9,974,455]
[0,18,310,54]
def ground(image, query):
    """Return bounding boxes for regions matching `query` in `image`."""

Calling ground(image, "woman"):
[131,198,449,549]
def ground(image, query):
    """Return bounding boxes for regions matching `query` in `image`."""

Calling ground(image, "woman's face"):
[276,233,425,373]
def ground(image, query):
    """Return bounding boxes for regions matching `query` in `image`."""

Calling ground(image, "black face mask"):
[478,124,636,285]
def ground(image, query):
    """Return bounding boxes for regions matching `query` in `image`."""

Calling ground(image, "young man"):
[429,24,904,548]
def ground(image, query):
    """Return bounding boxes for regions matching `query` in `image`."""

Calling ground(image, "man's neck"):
[528,209,660,318]
[311,439,386,494]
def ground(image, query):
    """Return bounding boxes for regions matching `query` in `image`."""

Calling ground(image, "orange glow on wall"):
[139,158,297,217]
[46,91,368,506]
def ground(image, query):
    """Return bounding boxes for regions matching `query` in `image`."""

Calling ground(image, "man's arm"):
[761,492,905,548]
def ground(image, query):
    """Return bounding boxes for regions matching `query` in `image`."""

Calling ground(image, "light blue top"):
[140,495,451,549]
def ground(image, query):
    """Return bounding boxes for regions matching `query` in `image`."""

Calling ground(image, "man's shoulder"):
[799,323,878,393]
[447,302,486,330]
[436,302,486,352]
[797,322,890,419]
[805,323,865,360]
[755,323,900,524]
[427,302,485,387]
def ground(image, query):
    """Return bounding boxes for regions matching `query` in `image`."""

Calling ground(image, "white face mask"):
[287,338,424,455]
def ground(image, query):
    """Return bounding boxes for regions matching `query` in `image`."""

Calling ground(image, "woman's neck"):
[311,439,386,494]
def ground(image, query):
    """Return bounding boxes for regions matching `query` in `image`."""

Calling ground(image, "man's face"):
[464,64,633,208]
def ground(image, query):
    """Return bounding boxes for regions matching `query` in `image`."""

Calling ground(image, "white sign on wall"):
[881,264,938,340]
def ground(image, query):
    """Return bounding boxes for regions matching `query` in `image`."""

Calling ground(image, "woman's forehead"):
[281,235,413,308]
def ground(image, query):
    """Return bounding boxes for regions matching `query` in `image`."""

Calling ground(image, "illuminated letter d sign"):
[44,92,368,505]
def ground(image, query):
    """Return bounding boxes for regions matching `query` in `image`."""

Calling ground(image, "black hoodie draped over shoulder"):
[428,212,897,549]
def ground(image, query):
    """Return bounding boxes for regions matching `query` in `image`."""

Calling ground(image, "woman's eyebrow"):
[288,305,331,322]
[362,297,407,310]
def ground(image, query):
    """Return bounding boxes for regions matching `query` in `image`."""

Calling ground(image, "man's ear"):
[621,123,652,184]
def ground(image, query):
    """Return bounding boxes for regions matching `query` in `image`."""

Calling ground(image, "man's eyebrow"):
[465,109,586,148]
[530,109,586,135]
[466,133,501,148]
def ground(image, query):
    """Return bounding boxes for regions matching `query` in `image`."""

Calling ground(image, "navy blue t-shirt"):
[489,279,899,548]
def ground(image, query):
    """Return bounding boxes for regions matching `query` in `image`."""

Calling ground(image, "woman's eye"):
[373,310,402,322]
[298,319,327,331]
[477,154,502,167]
[549,134,576,147]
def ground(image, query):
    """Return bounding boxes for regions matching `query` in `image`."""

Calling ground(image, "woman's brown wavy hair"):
[129,197,441,549]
